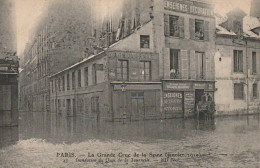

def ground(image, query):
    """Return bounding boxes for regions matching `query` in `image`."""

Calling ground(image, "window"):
[92,64,97,85]
[233,20,242,35]
[140,61,151,81]
[67,74,70,90]
[58,78,61,91]
[253,83,258,98]
[62,76,65,91]
[195,52,205,79]
[169,15,180,37]
[170,49,180,79]
[78,70,81,87]
[117,60,129,81]
[140,35,150,48]
[72,72,75,89]
[234,83,244,100]
[234,50,243,73]
[51,80,54,93]
[252,52,257,74]
[165,14,184,38]
[91,97,99,113]
[85,67,88,86]
[195,20,204,40]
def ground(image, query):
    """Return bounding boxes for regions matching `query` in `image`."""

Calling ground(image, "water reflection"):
[0,113,260,167]
[18,112,218,144]
[0,126,18,148]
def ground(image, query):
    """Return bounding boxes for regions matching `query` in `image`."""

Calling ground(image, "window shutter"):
[189,18,195,39]
[204,21,209,41]
[164,14,169,37]
[178,16,185,38]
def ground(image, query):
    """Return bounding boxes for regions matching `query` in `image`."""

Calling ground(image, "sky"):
[15,0,252,56]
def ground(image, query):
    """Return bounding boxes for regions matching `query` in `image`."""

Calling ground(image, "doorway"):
[131,92,145,120]
[195,89,204,104]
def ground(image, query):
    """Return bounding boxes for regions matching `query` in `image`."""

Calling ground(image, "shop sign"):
[164,0,214,17]
[164,82,191,91]
[164,92,184,118]
[194,83,206,89]
[184,92,195,115]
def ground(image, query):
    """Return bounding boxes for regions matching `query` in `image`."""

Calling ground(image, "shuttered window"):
[234,50,243,73]
[165,14,184,38]
[190,19,209,40]
[234,83,244,100]
[170,49,180,79]
[195,52,205,79]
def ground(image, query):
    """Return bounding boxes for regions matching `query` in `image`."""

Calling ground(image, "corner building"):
[154,0,216,118]
[49,0,216,121]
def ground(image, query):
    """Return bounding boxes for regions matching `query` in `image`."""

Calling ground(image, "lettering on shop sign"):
[165,83,191,90]
[184,92,195,114]
[164,92,183,115]
[164,0,214,17]
[194,83,206,89]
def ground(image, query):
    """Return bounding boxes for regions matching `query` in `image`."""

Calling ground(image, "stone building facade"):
[215,9,260,115]
[19,1,93,112]
[49,0,217,121]
[0,0,18,126]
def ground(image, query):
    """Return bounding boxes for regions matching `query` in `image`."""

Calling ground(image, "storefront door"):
[131,92,145,120]
[195,89,204,104]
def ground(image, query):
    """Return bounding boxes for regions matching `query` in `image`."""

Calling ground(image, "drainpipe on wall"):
[245,40,249,115]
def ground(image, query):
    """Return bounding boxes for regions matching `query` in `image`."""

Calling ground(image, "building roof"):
[216,9,260,39]
[50,20,152,78]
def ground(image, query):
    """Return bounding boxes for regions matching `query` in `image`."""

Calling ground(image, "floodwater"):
[1,112,260,168]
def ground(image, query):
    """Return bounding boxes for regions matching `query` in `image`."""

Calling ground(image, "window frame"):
[253,83,258,99]
[78,69,81,88]
[233,50,243,73]
[140,35,150,49]
[169,15,180,37]
[170,49,180,79]
[234,83,244,100]
[195,19,205,40]
[117,60,129,81]
[140,60,151,81]
[67,73,70,90]
[252,52,257,74]
[84,67,88,87]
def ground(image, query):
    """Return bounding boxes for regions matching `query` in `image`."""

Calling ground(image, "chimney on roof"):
[250,0,260,18]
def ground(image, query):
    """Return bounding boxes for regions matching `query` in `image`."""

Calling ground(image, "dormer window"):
[233,20,242,35]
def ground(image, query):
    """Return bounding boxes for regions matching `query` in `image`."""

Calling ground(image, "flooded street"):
[1,113,260,168]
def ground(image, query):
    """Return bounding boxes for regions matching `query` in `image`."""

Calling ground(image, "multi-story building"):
[50,0,216,121]
[19,0,93,112]
[0,0,18,126]
[215,8,260,115]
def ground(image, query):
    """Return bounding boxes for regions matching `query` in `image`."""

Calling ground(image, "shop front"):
[163,80,215,118]
[111,82,162,121]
